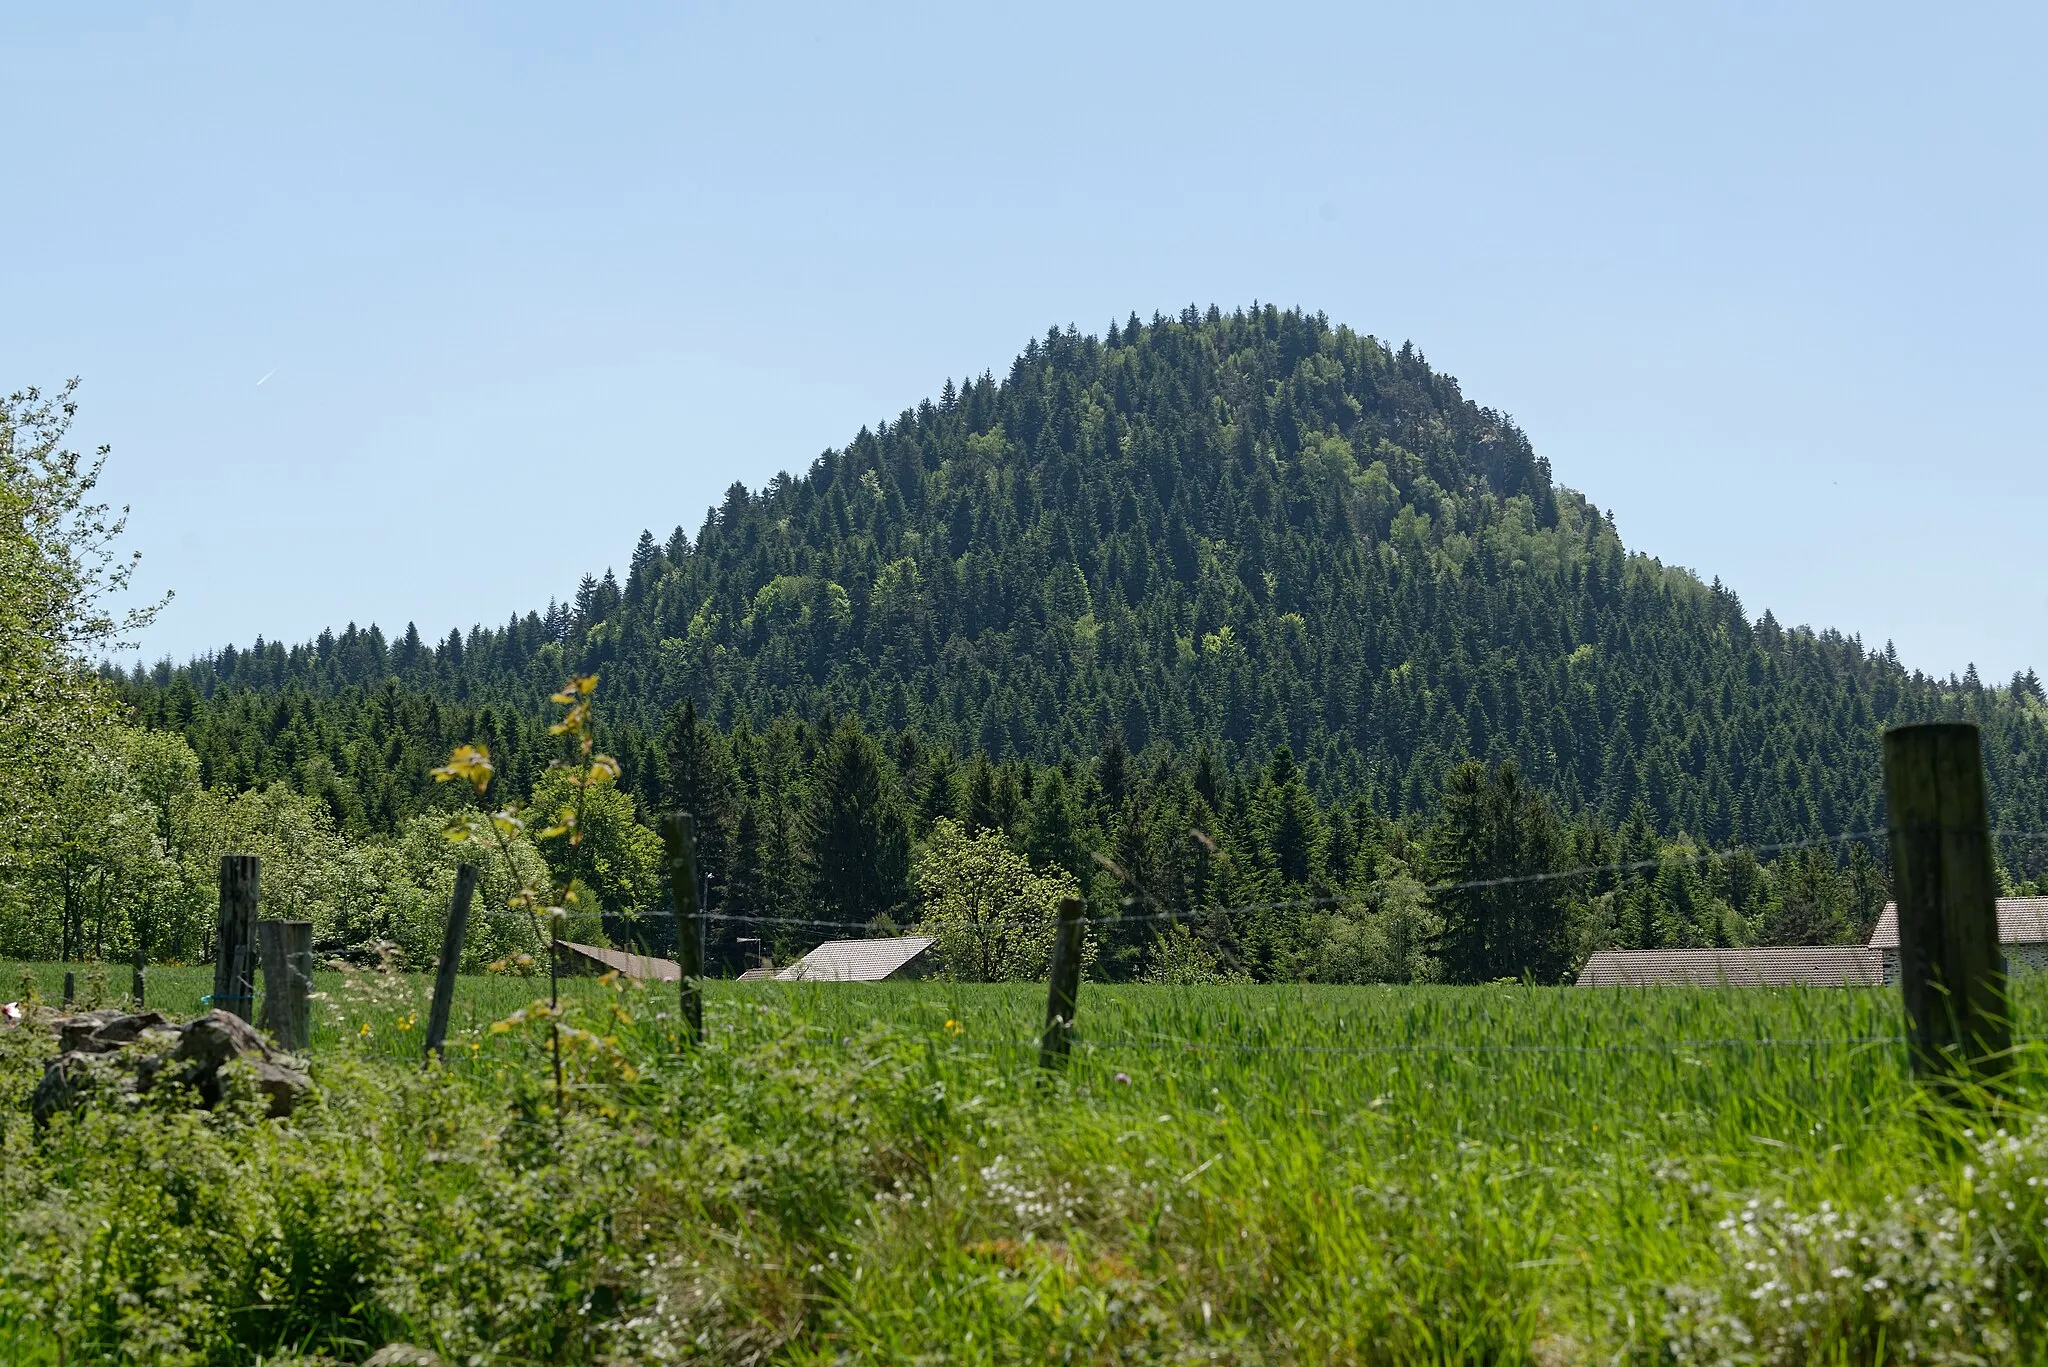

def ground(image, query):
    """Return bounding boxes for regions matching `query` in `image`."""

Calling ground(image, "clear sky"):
[8,3,2043,680]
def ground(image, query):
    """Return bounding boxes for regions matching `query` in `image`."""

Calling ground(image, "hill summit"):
[142,302,2048,849]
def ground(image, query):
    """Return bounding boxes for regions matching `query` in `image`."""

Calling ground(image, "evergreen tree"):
[807,717,911,929]
[964,755,1000,835]
[660,698,737,953]
[1023,768,1089,890]
[919,748,960,829]
[1096,733,1131,818]
[626,530,662,603]
[1429,761,1571,983]
[725,801,770,970]
[1761,848,1854,946]
[1257,746,1322,887]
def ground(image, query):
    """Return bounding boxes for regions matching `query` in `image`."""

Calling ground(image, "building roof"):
[1576,947,1885,987]
[734,966,776,981]
[556,941,681,981]
[774,936,936,982]
[1866,897,2048,950]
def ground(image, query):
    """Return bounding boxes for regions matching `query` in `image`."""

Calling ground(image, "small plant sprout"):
[435,672,620,1131]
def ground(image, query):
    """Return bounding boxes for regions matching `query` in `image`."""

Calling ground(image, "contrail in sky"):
[256,366,280,386]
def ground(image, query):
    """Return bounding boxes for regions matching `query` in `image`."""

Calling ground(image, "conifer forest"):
[49,306,2048,983]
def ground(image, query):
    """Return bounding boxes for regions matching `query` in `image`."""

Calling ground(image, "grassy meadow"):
[7,961,2048,1364]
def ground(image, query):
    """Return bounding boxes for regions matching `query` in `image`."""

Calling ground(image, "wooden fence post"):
[257,923,283,1035]
[424,864,479,1063]
[62,971,74,1009]
[660,813,702,1046]
[214,855,260,1022]
[1040,897,1085,1071]
[132,946,145,1010]
[258,920,314,1051]
[1883,722,2010,1087]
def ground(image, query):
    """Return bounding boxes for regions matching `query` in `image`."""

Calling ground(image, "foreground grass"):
[5,962,2048,1363]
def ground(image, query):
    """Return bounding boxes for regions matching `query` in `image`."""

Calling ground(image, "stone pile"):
[30,1007,311,1124]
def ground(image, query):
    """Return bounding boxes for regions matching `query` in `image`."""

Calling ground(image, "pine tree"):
[1258,746,1321,887]
[1429,761,1571,983]
[626,531,661,603]
[1096,733,1131,817]
[807,717,911,930]
[1023,768,1088,890]
[964,755,1000,834]
[1761,849,1853,946]
[919,749,959,829]
[660,699,736,951]
[1192,744,1222,813]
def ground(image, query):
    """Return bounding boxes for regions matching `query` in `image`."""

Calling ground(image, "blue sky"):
[8,3,2044,679]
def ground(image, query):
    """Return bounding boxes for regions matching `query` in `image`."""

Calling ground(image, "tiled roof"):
[1866,898,2048,950]
[556,941,680,981]
[735,966,776,981]
[1576,947,1885,987]
[775,936,936,982]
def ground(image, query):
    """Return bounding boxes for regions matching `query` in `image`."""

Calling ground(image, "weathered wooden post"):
[424,864,479,1063]
[258,920,314,1050]
[659,813,702,1046]
[1039,897,1086,1071]
[62,971,74,1008]
[1884,722,2010,1088]
[257,923,284,1035]
[132,945,145,1009]
[214,855,260,1022]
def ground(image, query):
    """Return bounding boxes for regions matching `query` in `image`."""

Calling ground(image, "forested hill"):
[126,304,2048,846]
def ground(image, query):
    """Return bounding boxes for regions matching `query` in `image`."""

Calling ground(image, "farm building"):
[1865,897,2048,984]
[1575,946,1885,987]
[531,938,943,983]
[555,940,681,981]
[774,936,936,982]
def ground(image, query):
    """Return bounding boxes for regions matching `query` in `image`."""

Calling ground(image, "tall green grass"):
[8,961,2048,1362]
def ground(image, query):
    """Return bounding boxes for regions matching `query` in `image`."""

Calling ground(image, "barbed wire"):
[686,1021,2048,1061]
[607,825,1920,933]
[668,1021,1910,1060]
[1067,1032,1913,1057]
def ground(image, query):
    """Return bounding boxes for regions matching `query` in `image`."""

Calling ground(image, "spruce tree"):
[1429,761,1570,983]
[807,717,911,930]
[660,699,736,934]
[1258,746,1321,887]
[1096,733,1131,817]
[919,749,960,829]
[1023,768,1088,890]
[964,755,1000,834]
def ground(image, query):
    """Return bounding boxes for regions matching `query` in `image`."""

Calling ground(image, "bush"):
[913,818,1080,981]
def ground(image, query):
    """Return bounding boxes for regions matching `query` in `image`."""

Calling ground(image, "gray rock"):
[250,1056,311,1118]
[173,1010,276,1106]
[30,1050,95,1123]
[33,1007,310,1123]
[54,1009,126,1052]
[58,1011,168,1054]
[174,1009,271,1068]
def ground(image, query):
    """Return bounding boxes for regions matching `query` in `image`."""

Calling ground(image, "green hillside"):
[131,304,2048,836]
[104,304,2048,977]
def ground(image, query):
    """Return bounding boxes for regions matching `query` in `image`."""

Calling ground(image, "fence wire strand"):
[542,825,2048,1069]
[613,824,1960,933]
